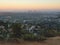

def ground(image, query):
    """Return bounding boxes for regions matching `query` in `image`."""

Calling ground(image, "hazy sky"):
[0,0,60,10]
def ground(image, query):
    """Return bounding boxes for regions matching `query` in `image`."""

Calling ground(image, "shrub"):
[44,30,57,37]
[23,33,46,41]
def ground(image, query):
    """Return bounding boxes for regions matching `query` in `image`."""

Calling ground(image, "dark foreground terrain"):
[0,36,60,45]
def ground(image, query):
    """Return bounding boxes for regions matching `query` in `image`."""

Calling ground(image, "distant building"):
[0,25,5,29]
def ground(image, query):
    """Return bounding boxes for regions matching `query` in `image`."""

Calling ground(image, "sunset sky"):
[0,0,60,11]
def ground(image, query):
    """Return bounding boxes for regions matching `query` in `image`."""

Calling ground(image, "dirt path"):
[0,36,60,45]
[45,36,60,45]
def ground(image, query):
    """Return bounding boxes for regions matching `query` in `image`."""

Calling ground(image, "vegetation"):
[0,16,60,42]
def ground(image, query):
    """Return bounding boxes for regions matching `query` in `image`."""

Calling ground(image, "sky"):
[0,0,60,11]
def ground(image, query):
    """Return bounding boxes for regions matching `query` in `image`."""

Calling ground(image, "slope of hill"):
[0,36,60,45]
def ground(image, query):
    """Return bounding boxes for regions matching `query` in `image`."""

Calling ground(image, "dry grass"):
[0,36,60,45]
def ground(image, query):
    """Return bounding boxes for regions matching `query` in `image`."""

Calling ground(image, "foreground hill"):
[0,36,60,45]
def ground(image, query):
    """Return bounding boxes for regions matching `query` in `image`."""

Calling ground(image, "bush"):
[23,34,34,41]
[44,30,57,37]
[57,32,60,36]
[23,33,46,41]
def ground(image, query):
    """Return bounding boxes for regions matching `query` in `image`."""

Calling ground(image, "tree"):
[10,23,22,38]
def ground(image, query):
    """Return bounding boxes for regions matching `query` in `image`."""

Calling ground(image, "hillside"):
[0,36,60,45]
